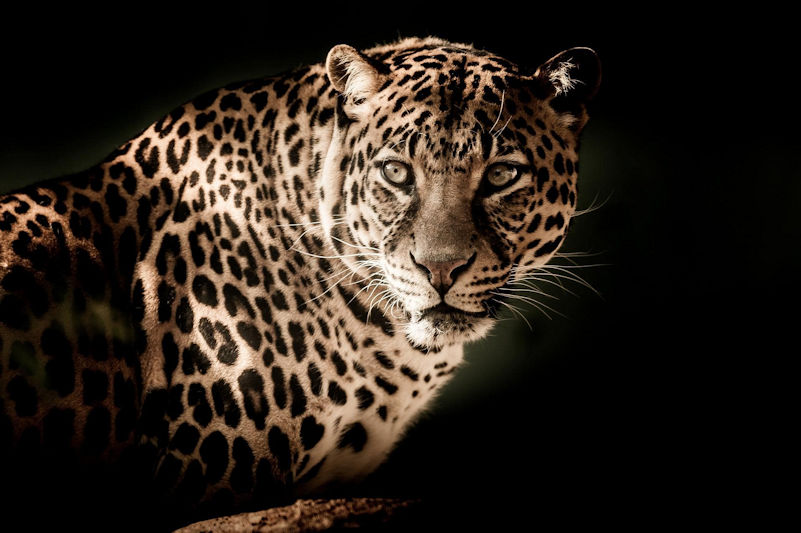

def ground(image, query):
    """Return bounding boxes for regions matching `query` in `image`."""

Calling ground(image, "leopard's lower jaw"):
[403,311,495,350]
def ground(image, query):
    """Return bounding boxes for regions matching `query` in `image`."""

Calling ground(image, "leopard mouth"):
[420,302,489,322]
[403,302,496,349]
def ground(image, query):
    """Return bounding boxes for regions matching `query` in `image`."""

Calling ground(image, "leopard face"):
[320,38,600,349]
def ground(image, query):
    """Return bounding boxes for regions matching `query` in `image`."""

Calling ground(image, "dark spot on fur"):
[211,379,241,428]
[268,426,291,472]
[527,213,542,233]
[300,416,325,451]
[271,366,287,409]
[167,384,184,421]
[220,93,242,111]
[374,351,394,370]
[175,297,194,333]
[400,365,420,382]
[328,381,347,406]
[223,284,255,318]
[197,135,214,160]
[200,431,229,483]
[237,321,262,350]
[199,318,217,350]
[182,343,211,375]
[170,422,200,455]
[355,386,375,410]
[231,437,254,493]
[307,362,322,396]
[338,422,367,452]
[188,383,213,428]
[374,376,398,395]
[104,183,127,222]
[158,281,176,323]
[192,275,218,307]
[239,369,269,430]
[288,321,307,362]
[289,374,307,417]
[214,322,239,365]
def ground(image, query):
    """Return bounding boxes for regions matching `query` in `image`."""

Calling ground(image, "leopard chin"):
[402,304,495,350]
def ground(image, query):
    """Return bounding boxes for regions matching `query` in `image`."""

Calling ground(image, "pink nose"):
[410,252,475,295]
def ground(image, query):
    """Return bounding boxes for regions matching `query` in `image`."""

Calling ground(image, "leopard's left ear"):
[534,47,601,132]
[326,44,384,120]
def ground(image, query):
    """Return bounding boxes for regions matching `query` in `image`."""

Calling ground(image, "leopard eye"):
[381,160,413,186]
[485,163,519,189]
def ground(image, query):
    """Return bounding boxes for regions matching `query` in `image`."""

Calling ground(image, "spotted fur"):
[0,37,599,523]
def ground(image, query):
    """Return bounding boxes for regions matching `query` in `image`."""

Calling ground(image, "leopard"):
[0,36,600,529]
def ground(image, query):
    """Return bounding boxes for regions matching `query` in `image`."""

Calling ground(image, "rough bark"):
[174,498,421,532]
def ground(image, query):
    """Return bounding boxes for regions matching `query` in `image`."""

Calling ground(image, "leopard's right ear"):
[533,47,601,133]
[326,44,384,120]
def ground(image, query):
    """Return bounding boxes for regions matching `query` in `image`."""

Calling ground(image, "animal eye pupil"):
[486,163,518,188]
[381,160,412,186]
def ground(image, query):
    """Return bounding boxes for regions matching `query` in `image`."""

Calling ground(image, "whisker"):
[364,285,388,322]
[318,265,352,284]
[497,284,559,300]
[537,262,610,270]
[289,247,381,260]
[286,217,348,251]
[529,265,600,296]
[489,90,505,133]
[329,233,379,252]
[492,115,513,139]
[515,262,609,272]
[493,290,565,319]
[514,270,598,296]
[289,225,325,250]
[365,283,392,324]
[513,277,578,297]
[304,268,359,305]
[274,214,347,228]
[342,269,384,286]
[573,191,614,217]
[495,299,533,330]
[553,250,606,258]
[550,251,607,267]
[348,278,384,311]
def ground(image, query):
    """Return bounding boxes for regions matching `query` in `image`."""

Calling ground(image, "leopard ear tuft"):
[326,44,382,119]
[534,47,601,132]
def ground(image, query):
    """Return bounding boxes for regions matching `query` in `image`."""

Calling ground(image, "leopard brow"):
[379,129,481,157]
[493,151,529,164]
[379,138,408,156]
[375,143,409,162]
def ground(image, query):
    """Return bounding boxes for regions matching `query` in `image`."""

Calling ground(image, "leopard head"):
[320,37,600,349]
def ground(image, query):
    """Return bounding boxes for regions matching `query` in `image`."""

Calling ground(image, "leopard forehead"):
[368,41,544,143]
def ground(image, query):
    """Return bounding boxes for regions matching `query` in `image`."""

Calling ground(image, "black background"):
[0,5,795,527]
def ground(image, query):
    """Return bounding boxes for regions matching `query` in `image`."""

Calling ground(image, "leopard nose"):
[410,251,476,296]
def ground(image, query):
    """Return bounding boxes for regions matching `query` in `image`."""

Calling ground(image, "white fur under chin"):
[403,315,495,351]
